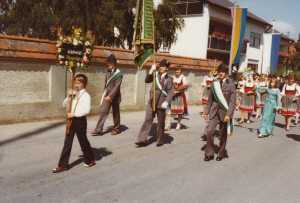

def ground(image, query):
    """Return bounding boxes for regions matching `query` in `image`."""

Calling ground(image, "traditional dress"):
[201,75,214,103]
[280,83,300,116]
[170,74,188,115]
[237,80,245,103]
[257,87,281,136]
[239,81,256,112]
[256,81,268,108]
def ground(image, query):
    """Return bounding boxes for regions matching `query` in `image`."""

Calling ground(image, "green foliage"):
[0,0,184,51]
[292,42,300,71]
[154,0,185,51]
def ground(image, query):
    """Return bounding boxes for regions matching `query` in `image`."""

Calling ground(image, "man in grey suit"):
[91,54,123,136]
[204,63,236,161]
[135,59,175,147]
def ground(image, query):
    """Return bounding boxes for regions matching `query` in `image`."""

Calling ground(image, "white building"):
[154,0,294,74]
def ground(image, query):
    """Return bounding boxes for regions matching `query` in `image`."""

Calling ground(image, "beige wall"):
[0,61,208,124]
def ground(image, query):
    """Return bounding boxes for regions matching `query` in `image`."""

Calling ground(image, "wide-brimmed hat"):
[217,63,229,71]
[160,59,171,68]
[106,54,117,63]
[243,67,254,77]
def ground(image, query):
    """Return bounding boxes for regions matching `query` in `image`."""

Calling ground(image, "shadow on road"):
[170,123,188,130]
[105,124,129,134]
[147,123,174,146]
[0,121,66,147]
[72,147,113,170]
[274,122,285,128]
[234,124,258,133]
[201,144,229,158]
[286,134,300,142]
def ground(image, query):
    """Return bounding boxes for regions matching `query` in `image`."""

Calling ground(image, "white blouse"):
[202,75,214,86]
[63,88,91,117]
[280,83,300,96]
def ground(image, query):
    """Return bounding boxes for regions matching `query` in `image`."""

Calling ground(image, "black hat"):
[217,63,229,71]
[160,59,171,68]
[106,54,117,63]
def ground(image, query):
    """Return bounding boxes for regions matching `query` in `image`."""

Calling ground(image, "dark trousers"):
[58,117,94,168]
[94,100,120,133]
[205,114,228,157]
[137,102,166,144]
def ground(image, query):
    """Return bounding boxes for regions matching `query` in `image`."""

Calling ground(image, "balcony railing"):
[207,35,231,51]
[207,35,247,54]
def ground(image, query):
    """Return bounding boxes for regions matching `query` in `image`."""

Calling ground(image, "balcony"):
[241,43,247,54]
[207,35,247,54]
[207,35,231,51]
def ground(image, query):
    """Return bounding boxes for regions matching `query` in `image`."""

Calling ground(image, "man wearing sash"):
[91,55,123,136]
[135,59,175,147]
[203,63,236,161]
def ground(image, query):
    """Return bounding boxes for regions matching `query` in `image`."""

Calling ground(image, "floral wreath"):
[56,28,94,71]
[211,69,218,79]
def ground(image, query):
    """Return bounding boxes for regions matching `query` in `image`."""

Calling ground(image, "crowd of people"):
[52,55,300,172]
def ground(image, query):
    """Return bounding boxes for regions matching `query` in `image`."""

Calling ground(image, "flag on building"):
[133,0,154,70]
[230,8,248,64]
[261,33,281,73]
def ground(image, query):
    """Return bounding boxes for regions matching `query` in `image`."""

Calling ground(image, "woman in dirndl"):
[239,70,256,124]
[236,74,245,110]
[280,75,300,131]
[201,71,214,116]
[165,66,189,131]
[255,77,268,119]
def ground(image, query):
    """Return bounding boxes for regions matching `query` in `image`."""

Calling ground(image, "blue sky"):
[237,0,300,41]
[154,0,300,41]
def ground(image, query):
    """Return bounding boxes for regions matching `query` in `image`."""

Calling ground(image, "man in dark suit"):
[135,59,175,147]
[91,54,123,136]
[203,63,236,161]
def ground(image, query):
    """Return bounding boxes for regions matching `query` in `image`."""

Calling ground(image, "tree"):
[154,0,185,51]
[291,34,300,71]
[0,0,184,51]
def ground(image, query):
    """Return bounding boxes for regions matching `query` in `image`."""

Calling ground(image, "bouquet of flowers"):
[175,83,192,92]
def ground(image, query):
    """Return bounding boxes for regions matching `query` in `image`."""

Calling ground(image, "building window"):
[172,1,204,16]
[250,32,261,47]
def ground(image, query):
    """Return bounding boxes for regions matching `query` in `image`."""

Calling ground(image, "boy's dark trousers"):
[58,116,94,168]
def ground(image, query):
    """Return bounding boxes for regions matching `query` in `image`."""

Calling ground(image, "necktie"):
[220,80,223,88]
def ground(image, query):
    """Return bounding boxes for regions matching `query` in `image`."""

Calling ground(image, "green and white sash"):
[155,71,167,96]
[100,69,123,106]
[210,81,234,137]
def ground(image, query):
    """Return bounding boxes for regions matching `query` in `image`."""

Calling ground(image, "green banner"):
[133,0,154,70]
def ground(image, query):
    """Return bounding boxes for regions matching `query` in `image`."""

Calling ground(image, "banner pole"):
[66,66,75,134]
[229,1,236,75]
[152,1,156,112]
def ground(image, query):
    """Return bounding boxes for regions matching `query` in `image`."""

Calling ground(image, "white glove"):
[149,64,156,74]
[161,101,168,109]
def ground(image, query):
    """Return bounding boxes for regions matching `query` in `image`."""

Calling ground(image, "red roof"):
[0,34,220,70]
[207,0,272,26]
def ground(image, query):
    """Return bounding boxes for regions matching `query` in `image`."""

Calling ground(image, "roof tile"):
[0,34,219,70]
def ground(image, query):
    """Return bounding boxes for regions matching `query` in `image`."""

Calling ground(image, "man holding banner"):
[135,59,174,147]
[203,63,236,161]
[91,55,123,136]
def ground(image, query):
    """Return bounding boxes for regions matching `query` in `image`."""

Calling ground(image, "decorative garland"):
[56,28,94,71]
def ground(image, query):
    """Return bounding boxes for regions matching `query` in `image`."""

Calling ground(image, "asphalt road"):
[1,105,300,203]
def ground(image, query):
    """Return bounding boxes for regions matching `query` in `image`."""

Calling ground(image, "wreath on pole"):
[56,28,94,71]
